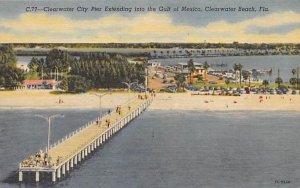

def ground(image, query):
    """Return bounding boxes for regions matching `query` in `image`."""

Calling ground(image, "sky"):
[0,0,300,43]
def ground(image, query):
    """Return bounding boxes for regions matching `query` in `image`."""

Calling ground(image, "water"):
[1,109,300,188]
[16,56,46,71]
[150,55,300,82]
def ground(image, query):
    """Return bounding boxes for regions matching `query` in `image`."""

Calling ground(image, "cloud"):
[0,11,300,43]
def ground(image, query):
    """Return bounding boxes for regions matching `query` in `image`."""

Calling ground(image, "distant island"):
[9,42,300,57]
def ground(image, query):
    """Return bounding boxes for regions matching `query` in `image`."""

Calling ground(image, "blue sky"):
[0,0,300,43]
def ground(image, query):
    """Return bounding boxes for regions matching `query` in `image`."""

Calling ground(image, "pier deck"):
[18,96,153,182]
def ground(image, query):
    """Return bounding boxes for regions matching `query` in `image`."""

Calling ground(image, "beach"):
[0,90,299,112]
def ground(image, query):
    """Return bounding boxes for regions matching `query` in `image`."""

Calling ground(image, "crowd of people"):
[21,150,63,168]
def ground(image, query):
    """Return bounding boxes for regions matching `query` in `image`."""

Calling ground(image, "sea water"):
[1,109,300,188]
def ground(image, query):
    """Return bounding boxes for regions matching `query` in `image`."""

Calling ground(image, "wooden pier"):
[18,97,153,182]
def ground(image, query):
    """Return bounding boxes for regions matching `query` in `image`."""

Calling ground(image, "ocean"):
[1,109,300,187]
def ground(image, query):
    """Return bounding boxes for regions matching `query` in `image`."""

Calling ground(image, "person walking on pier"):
[56,156,60,166]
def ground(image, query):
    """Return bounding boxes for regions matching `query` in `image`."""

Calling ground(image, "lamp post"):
[40,62,44,80]
[122,81,138,104]
[145,68,148,95]
[91,93,108,119]
[35,114,64,154]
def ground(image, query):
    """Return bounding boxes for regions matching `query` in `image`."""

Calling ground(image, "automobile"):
[165,87,177,93]
[0,87,5,91]
[208,81,217,84]
[201,89,209,92]
[270,89,275,95]
[276,90,283,95]
[291,90,297,95]
[278,86,288,93]
[251,88,257,92]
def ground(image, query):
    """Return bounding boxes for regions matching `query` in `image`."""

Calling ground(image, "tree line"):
[0,45,24,88]
[10,42,300,51]
[27,49,146,92]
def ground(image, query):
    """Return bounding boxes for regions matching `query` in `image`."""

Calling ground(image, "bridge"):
[18,96,153,182]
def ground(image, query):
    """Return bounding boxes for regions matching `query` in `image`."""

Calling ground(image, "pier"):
[18,96,153,182]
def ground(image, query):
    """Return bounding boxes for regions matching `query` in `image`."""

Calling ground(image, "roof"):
[23,79,57,85]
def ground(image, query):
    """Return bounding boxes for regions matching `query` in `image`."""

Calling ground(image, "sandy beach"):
[0,90,299,112]
[150,93,300,111]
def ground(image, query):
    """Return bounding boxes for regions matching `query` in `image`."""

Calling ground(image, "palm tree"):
[233,63,239,85]
[242,71,250,86]
[237,63,243,86]
[174,73,186,91]
[292,68,296,77]
[275,77,283,88]
[275,69,283,88]
[290,78,297,87]
[262,79,269,90]
[203,61,209,84]
[225,79,230,88]
[187,59,195,84]
[292,68,297,89]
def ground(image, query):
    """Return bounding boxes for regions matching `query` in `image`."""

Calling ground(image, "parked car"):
[276,90,282,95]
[270,89,275,95]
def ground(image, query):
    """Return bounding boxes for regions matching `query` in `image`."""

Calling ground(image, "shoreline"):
[0,91,299,112]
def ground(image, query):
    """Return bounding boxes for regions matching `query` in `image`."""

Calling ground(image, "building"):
[23,79,57,89]
[177,62,205,76]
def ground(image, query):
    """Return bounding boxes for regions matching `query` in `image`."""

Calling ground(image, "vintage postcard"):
[0,0,300,187]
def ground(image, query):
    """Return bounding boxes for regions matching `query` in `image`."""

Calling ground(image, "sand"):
[0,90,131,109]
[150,93,300,111]
[0,90,299,112]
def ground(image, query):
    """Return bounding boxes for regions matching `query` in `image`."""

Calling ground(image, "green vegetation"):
[203,61,209,82]
[174,73,186,91]
[0,45,24,88]
[233,63,243,86]
[70,53,145,88]
[187,59,195,84]
[27,49,146,93]
[262,80,269,89]
[11,43,300,52]
[59,75,92,93]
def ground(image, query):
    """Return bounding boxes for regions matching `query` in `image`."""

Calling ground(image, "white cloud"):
[0,11,300,43]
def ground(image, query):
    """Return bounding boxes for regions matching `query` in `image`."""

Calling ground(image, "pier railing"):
[18,96,153,182]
